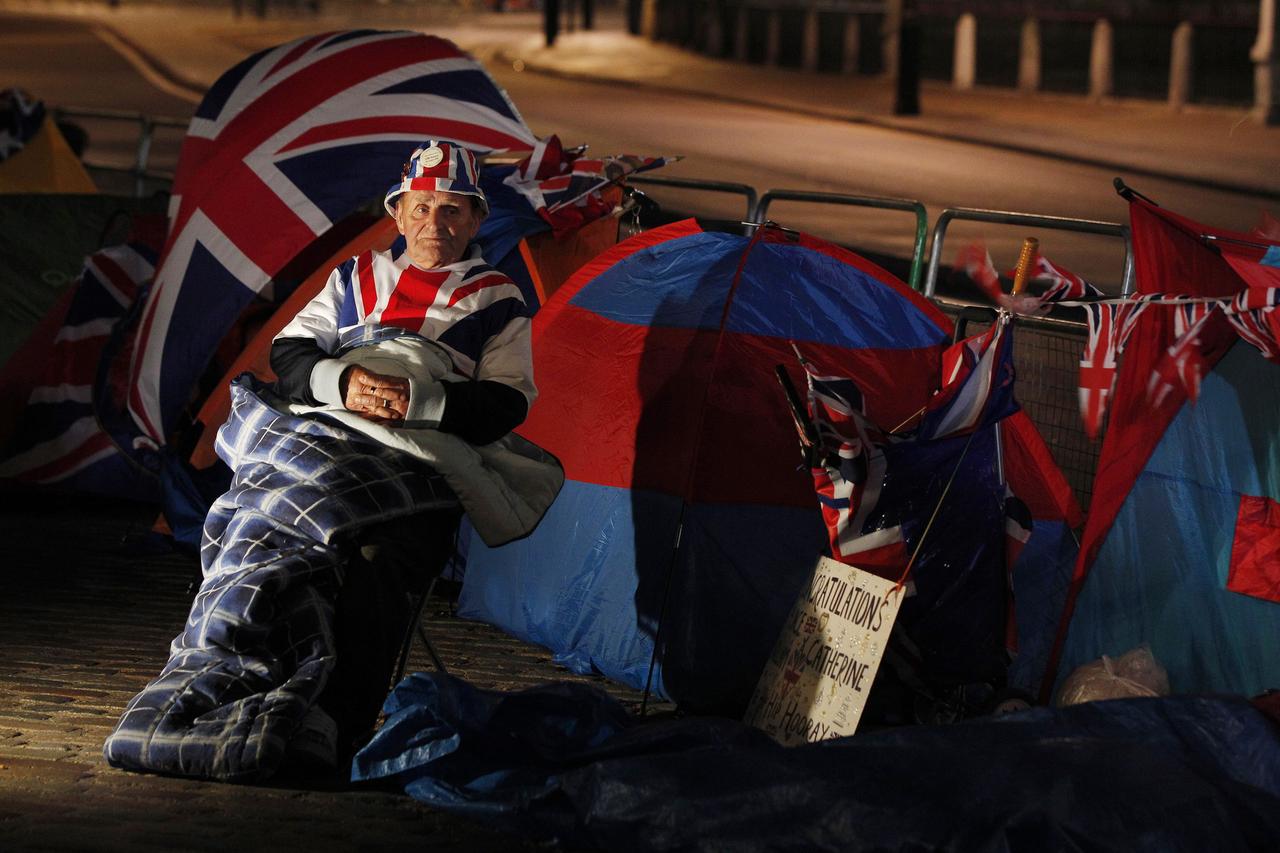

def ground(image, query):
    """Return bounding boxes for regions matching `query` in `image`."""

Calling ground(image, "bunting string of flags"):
[1076,299,1148,439]
[956,241,1280,439]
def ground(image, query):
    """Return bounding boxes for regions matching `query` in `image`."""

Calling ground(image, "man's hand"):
[340,365,410,423]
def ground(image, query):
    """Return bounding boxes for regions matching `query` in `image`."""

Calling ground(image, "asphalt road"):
[3,10,1274,290]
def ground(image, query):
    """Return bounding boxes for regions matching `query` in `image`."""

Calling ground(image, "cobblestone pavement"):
[0,492,651,851]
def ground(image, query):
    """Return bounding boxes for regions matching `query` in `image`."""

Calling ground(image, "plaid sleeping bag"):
[103,376,457,781]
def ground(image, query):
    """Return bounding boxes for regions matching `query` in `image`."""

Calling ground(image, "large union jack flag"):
[126,30,537,444]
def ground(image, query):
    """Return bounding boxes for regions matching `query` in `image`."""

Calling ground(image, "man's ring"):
[382,398,391,409]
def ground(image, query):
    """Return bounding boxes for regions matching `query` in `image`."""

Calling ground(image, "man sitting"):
[270,138,534,440]
[104,140,559,782]
[269,139,536,766]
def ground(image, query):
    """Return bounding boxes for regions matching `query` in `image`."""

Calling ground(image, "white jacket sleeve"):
[473,314,537,408]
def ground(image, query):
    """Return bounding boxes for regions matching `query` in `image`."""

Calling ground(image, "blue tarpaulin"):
[354,672,1280,852]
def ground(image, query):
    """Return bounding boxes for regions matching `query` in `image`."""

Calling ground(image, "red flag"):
[1041,198,1244,702]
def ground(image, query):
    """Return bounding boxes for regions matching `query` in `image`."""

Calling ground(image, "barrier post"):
[843,12,861,74]
[1169,21,1194,110]
[1018,17,1041,93]
[1252,0,1280,124]
[1089,19,1114,99]
[954,13,976,90]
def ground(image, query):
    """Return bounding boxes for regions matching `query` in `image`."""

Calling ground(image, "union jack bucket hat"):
[383,140,488,217]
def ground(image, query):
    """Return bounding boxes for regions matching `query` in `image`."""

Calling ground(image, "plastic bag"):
[1056,644,1170,707]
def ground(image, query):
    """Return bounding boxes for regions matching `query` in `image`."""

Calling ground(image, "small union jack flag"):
[1145,299,1218,406]
[1146,312,1213,407]
[1078,299,1149,438]
[1032,254,1105,303]
[788,348,906,572]
[919,314,1018,440]
[125,30,537,445]
[1225,287,1280,362]
[802,361,896,566]
[955,241,1003,304]
[955,243,1102,314]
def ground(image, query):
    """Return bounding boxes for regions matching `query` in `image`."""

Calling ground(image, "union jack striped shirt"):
[272,242,533,444]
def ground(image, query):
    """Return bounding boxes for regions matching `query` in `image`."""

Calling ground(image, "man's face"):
[393,189,483,268]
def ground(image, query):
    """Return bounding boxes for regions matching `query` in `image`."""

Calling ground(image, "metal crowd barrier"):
[628,175,759,234]
[923,206,1134,298]
[752,188,929,291]
[52,106,187,197]
[936,299,1100,509]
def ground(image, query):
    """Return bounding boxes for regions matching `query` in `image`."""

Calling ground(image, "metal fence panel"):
[936,298,1098,511]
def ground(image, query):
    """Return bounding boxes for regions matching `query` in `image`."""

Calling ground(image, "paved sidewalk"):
[5,1,1277,198]
[0,491,654,850]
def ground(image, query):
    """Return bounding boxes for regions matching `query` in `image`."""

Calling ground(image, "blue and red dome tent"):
[458,220,1081,713]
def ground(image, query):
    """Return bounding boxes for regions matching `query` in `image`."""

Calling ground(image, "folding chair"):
[390,575,450,688]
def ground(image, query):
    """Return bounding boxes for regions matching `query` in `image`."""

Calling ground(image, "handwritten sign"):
[744,556,903,746]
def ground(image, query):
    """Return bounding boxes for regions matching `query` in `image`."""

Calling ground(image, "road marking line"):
[92,26,203,105]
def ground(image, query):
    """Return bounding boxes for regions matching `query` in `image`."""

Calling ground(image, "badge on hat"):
[420,145,445,169]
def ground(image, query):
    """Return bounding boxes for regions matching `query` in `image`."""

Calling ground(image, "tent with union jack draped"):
[0,30,547,498]
[125,29,538,449]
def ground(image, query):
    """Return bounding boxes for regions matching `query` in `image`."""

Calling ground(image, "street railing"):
[753,188,929,291]
[628,175,759,234]
[923,206,1134,298]
[52,106,187,197]
[933,296,1099,507]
